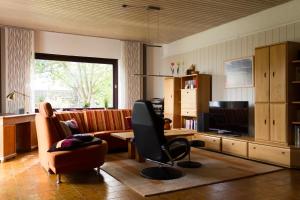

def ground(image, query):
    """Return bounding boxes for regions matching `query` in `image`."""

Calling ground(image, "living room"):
[1,0,300,199]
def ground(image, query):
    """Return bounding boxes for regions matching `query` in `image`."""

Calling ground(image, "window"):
[33,54,118,109]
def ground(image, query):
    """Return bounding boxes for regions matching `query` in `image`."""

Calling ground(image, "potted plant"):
[83,102,90,108]
[104,98,108,110]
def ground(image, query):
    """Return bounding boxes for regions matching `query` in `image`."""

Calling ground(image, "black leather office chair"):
[132,100,190,180]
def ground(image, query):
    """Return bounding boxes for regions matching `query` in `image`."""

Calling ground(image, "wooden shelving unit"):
[163,77,181,128]
[164,74,211,130]
[180,74,211,130]
[288,44,300,149]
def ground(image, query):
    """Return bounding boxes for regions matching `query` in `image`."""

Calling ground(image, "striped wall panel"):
[4,27,34,114]
[163,21,300,135]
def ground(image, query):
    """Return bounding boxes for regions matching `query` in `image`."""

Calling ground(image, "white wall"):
[35,31,121,59]
[146,46,164,100]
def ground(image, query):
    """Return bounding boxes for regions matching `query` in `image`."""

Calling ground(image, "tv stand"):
[194,132,253,158]
[193,131,300,168]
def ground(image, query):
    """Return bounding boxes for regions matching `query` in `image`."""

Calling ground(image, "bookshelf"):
[180,74,211,130]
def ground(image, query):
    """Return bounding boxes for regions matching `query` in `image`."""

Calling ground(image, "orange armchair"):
[35,102,107,183]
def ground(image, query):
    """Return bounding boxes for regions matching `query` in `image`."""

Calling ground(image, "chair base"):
[177,161,202,168]
[140,167,183,180]
[56,174,62,184]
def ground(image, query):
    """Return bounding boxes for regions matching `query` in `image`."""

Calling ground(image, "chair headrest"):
[132,100,155,125]
[39,102,53,117]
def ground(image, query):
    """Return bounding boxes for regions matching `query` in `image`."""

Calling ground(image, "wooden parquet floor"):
[1,151,300,200]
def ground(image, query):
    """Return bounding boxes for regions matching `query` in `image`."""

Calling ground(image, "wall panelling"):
[163,21,300,135]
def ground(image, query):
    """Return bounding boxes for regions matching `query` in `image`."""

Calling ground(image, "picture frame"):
[224,57,254,88]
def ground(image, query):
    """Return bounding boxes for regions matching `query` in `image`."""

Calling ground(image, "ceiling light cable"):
[122,4,161,11]
[122,4,161,44]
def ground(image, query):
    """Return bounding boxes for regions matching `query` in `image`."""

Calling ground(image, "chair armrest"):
[166,137,190,147]
[163,137,190,162]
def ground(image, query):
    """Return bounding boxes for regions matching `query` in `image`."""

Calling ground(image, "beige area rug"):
[101,148,283,197]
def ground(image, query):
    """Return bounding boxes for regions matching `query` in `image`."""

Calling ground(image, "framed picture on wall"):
[224,57,254,88]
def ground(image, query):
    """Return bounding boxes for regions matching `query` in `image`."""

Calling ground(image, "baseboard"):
[0,153,17,162]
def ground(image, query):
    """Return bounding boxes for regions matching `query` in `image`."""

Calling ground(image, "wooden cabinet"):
[255,47,270,102]
[163,74,211,130]
[254,42,300,146]
[164,77,181,128]
[255,44,287,104]
[270,44,287,102]
[255,103,270,141]
[270,103,287,143]
[254,102,287,144]
[181,74,211,129]
[181,89,197,117]
[164,78,175,114]
[0,125,16,161]
[248,143,290,167]
[222,138,248,158]
[194,134,221,152]
[0,114,36,162]
[181,110,197,117]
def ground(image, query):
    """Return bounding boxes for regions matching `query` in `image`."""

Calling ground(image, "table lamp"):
[6,90,30,114]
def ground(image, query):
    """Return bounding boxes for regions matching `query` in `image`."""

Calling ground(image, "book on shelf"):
[184,80,198,89]
[183,118,197,130]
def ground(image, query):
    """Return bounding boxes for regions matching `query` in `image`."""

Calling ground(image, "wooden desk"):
[111,129,195,162]
[0,114,37,162]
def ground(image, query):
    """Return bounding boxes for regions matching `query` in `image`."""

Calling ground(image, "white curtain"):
[1,26,34,114]
[120,41,143,109]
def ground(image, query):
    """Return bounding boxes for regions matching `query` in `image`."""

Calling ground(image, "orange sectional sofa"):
[36,102,108,178]
[55,109,132,151]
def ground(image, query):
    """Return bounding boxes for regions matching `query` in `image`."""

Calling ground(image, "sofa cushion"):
[84,110,106,132]
[52,116,67,140]
[55,111,87,133]
[104,110,124,130]
[84,109,132,132]
[48,138,82,152]
[59,121,72,138]
[70,134,95,142]
[48,136,101,152]
[63,119,81,135]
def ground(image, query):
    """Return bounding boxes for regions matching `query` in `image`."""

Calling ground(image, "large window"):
[33,54,118,109]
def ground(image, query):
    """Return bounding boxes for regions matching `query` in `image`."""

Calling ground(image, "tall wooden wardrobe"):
[255,42,300,146]
[163,77,181,128]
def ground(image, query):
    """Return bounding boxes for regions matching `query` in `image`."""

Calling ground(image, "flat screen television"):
[209,101,249,135]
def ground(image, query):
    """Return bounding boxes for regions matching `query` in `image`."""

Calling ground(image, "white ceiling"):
[0,0,291,44]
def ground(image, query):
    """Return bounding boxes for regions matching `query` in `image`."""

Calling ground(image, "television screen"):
[209,101,248,135]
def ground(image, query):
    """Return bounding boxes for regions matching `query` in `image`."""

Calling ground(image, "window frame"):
[34,53,118,109]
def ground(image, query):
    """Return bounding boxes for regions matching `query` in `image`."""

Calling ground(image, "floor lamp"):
[6,90,30,114]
